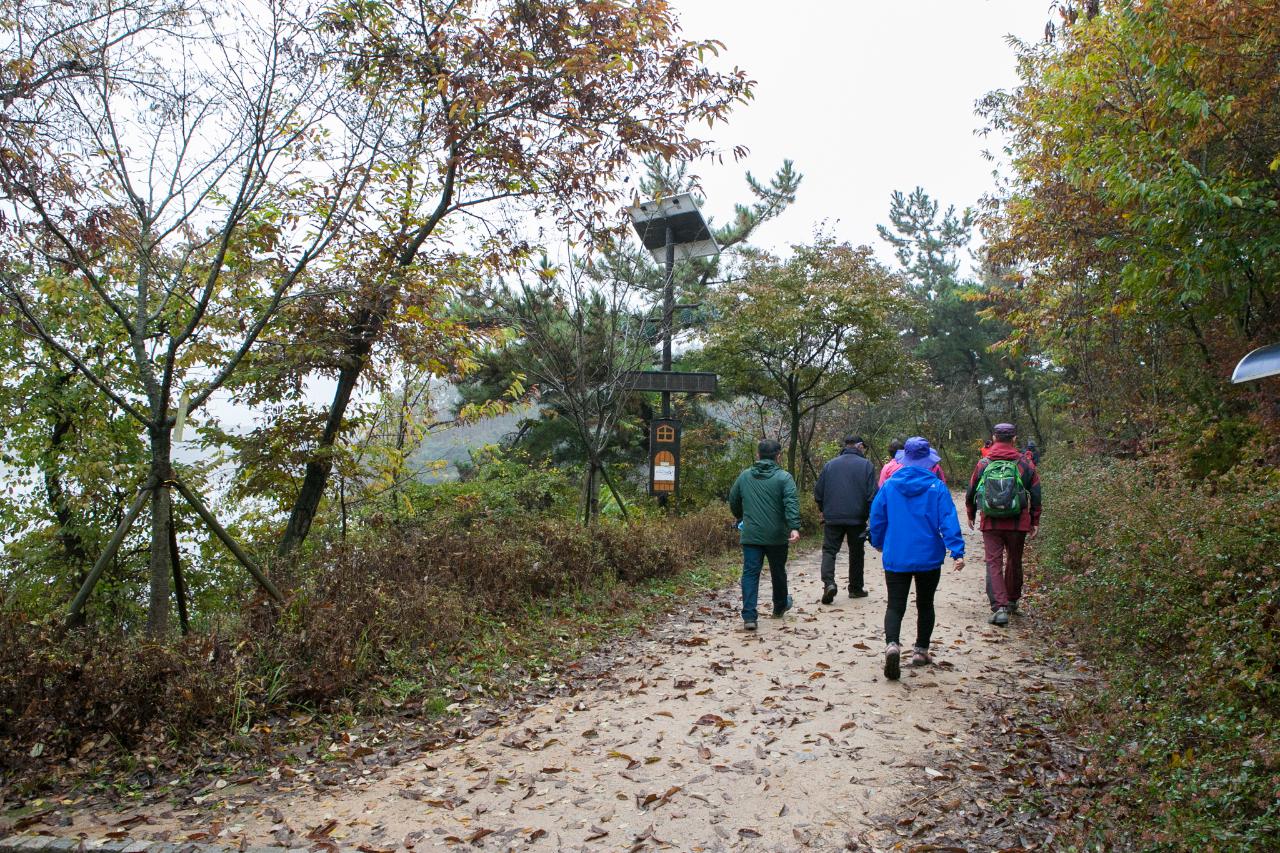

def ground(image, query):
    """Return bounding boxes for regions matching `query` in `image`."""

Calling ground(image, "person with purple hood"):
[868,437,966,680]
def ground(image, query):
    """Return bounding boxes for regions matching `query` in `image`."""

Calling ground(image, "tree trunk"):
[145,427,173,637]
[971,356,992,433]
[1021,383,1045,446]
[169,501,189,635]
[786,403,801,478]
[600,462,629,521]
[41,408,91,585]
[583,461,601,525]
[278,355,366,555]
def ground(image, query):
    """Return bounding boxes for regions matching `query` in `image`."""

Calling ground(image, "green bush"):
[1037,449,1280,850]
[394,454,578,526]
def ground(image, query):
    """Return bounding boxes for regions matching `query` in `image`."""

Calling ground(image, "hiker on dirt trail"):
[879,438,904,486]
[813,434,877,603]
[868,437,966,681]
[1024,439,1041,466]
[728,438,801,632]
[965,423,1042,627]
[879,437,947,486]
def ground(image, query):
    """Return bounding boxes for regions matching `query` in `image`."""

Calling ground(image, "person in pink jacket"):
[879,437,946,486]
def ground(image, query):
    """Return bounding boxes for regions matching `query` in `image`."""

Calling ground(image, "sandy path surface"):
[57,505,1045,851]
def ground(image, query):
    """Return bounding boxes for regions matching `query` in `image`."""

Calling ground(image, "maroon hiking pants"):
[983,529,1027,610]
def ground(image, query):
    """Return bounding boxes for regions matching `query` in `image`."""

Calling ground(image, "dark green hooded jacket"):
[728,460,802,546]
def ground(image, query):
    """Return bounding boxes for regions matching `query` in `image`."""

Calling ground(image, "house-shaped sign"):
[649,419,681,496]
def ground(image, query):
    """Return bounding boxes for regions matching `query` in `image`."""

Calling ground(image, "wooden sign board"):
[648,418,681,495]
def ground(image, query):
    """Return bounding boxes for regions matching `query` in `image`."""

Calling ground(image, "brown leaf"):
[738,827,762,838]
[584,826,609,841]
[840,721,858,731]
[307,819,338,839]
[465,828,493,843]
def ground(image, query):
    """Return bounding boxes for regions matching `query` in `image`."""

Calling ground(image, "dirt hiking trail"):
[51,501,1078,851]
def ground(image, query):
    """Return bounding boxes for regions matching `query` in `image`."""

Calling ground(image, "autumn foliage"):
[982,1,1280,846]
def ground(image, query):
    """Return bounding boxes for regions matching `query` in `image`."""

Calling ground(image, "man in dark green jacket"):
[728,439,802,631]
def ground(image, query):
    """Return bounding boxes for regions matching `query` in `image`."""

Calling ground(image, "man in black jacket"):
[813,435,878,603]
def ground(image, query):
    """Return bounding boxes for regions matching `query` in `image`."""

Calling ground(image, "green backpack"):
[977,458,1026,518]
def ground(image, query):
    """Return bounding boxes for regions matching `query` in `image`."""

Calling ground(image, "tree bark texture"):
[145,425,174,636]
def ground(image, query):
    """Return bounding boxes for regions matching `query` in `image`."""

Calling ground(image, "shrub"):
[1036,448,1280,849]
[0,501,740,780]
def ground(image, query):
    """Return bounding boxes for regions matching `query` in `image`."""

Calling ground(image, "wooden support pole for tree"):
[66,479,154,627]
[171,476,284,604]
[169,501,190,635]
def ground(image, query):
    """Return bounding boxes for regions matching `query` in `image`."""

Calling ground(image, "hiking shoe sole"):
[821,585,837,605]
[848,588,869,599]
[989,608,1010,626]
[771,595,794,618]
[884,644,901,681]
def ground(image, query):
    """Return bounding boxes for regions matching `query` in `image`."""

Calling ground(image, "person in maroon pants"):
[964,423,1042,625]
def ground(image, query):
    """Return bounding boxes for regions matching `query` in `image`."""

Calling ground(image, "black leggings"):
[883,568,942,649]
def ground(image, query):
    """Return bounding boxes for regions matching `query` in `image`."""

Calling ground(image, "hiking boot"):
[1008,600,1019,615]
[848,588,869,599]
[771,595,794,618]
[884,643,901,681]
[743,620,757,632]
[821,584,837,605]
[910,646,932,667]
[989,607,1010,626]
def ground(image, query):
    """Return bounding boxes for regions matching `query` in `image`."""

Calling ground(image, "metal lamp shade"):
[1231,344,1280,383]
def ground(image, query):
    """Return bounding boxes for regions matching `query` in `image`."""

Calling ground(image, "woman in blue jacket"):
[868,437,966,680]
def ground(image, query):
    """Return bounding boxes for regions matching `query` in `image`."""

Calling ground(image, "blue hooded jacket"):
[868,466,965,572]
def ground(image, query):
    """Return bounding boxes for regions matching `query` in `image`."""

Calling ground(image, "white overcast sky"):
[670,0,1049,264]
[191,1,1053,453]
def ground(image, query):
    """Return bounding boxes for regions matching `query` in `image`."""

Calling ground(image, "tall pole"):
[661,223,675,418]
[658,225,676,509]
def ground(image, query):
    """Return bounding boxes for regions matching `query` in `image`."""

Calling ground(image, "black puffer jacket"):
[813,447,878,525]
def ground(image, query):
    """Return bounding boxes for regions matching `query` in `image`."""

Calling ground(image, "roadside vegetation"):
[3,1,1279,847]
[978,2,1280,847]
